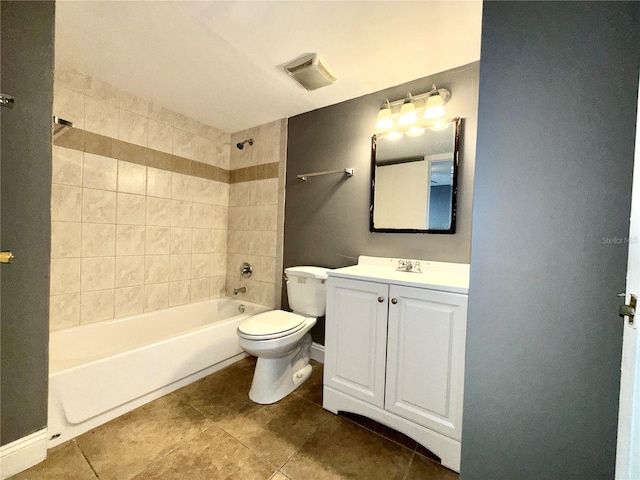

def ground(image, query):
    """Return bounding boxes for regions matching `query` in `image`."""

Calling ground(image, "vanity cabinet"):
[323,267,468,472]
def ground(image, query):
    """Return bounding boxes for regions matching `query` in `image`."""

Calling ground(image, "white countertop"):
[327,256,470,294]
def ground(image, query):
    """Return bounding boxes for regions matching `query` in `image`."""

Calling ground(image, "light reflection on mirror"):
[370,118,460,233]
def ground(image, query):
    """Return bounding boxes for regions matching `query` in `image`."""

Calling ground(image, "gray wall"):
[284,63,479,341]
[461,3,639,479]
[1,2,54,446]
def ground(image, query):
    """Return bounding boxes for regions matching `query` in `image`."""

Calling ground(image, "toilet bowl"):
[237,266,329,404]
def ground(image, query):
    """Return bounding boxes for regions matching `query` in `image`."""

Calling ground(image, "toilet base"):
[248,333,313,404]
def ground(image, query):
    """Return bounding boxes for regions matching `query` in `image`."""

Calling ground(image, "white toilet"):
[237,266,330,404]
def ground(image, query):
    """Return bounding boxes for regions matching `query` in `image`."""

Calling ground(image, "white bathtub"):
[47,298,268,447]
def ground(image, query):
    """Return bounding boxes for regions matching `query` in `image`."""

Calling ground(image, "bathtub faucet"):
[233,286,247,295]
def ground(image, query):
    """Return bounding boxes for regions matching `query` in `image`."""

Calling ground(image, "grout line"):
[74,439,101,479]
[402,450,416,480]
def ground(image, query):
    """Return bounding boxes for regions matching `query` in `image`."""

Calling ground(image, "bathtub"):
[47,298,269,447]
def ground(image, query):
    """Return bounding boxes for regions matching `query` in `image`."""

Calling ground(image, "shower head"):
[236,138,254,150]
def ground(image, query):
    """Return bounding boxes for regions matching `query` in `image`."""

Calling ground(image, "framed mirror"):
[370,118,461,233]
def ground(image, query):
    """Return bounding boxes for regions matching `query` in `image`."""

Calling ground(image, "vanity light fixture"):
[424,84,451,120]
[406,126,425,137]
[375,99,394,130]
[398,93,418,126]
[385,130,403,140]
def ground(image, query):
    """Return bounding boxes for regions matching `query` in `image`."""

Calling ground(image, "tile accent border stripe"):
[53,128,278,184]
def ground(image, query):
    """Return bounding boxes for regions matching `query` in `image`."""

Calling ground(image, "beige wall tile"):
[170,254,191,281]
[50,258,81,295]
[81,257,115,292]
[171,172,194,201]
[190,278,209,302]
[210,253,226,276]
[118,161,147,195]
[50,293,81,330]
[82,223,116,257]
[191,253,210,279]
[81,289,115,324]
[115,286,144,318]
[259,231,277,257]
[54,67,87,93]
[84,77,119,105]
[52,146,83,186]
[261,178,279,205]
[115,256,145,287]
[117,193,146,225]
[255,256,276,283]
[173,129,194,159]
[52,184,83,222]
[211,229,227,253]
[146,167,172,198]
[170,227,192,254]
[116,225,146,256]
[144,282,169,312]
[85,96,119,138]
[144,255,170,284]
[194,136,215,165]
[193,178,213,205]
[145,226,170,255]
[210,276,226,299]
[119,109,148,147]
[214,131,231,170]
[148,119,173,154]
[171,200,193,227]
[174,113,199,134]
[212,182,229,207]
[169,280,191,307]
[53,85,85,130]
[261,204,278,231]
[82,188,117,223]
[52,221,82,259]
[149,103,175,126]
[146,196,172,226]
[82,152,117,191]
[192,203,212,228]
[119,91,150,117]
[211,205,228,230]
[192,228,212,254]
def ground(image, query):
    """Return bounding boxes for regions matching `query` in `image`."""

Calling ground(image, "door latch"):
[0,251,15,264]
[0,94,15,109]
[618,293,636,326]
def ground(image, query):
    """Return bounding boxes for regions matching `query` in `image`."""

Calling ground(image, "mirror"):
[370,118,461,233]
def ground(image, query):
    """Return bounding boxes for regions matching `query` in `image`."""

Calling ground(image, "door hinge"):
[618,293,636,326]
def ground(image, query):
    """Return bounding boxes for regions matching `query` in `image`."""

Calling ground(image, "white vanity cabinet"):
[323,257,469,472]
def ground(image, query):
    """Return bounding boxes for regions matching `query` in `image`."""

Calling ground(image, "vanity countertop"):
[328,256,470,294]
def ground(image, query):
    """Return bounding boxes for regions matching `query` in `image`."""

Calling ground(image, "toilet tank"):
[285,266,330,317]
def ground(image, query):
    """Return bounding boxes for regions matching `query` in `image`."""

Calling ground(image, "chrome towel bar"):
[297,167,354,181]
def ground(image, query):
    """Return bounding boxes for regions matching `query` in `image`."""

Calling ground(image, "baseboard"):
[310,342,324,363]
[0,429,47,479]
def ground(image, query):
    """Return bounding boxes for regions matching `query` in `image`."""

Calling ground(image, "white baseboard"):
[0,429,47,479]
[310,342,324,363]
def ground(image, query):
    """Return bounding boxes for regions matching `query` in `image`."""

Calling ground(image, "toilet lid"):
[238,310,306,338]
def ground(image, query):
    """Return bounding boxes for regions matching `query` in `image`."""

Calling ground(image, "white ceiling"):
[55,1,482,134]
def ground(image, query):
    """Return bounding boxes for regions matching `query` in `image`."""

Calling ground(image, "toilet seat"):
[238,310,307,340]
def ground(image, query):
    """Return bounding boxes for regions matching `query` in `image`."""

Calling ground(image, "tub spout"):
[233,286,247,295]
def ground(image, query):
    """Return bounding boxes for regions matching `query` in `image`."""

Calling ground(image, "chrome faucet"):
[233,286,247,295]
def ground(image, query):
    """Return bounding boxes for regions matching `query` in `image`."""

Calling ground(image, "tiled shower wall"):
[226,121,286,309]
[49,67,285,330]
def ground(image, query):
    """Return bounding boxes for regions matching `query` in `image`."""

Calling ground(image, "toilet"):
[237,266,330,404]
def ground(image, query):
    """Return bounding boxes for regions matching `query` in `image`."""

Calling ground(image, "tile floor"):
[13,358,459,480]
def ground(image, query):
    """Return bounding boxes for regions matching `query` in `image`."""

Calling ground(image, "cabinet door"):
[324,277,389,408]
[385,285,468,440]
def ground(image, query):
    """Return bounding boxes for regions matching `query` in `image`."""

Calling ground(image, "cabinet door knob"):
[391,298,398,304]
[378,296,384,303]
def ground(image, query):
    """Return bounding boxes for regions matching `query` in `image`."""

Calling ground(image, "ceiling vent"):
[284,54,338,91]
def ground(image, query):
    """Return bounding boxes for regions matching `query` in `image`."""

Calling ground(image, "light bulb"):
[424,93,445,119]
